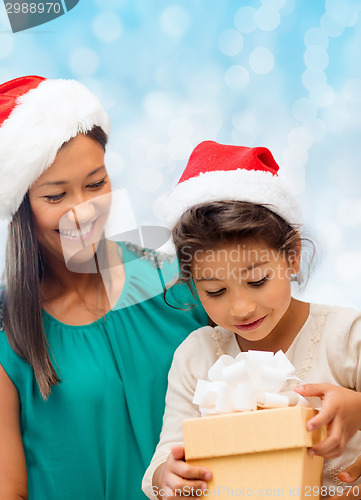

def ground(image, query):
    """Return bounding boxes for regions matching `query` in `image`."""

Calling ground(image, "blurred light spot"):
[329,158,361,196]
[137,168,163,192]
[304,119,326,142]
[148,144,171,169]
[283,147,308,168]
[231,110,258,146]
[302,69,327,90]
[288,127,313,149]
[143,91,174,120]
[304,46,329,71]
[69,48,99,77]
[224,65,250,90]
[168,137,192,161]
[160,5,191,38]
[234,6,257,33]
[249,47,274,74]
[232,110,258,133]
[336,252,361,281]
[85,79,117,110]
[304,27,329,48]
[231,128,257,147]
[168,118,194,139]
[129,139,151,163]
[279,0,296,16]
[0,5,10,29]
[202,112,223,137]
[292,98,317,122]
[279,166,306,195]
[255,5,280,31]
[338,200,361,226]
[325,0,358,27]
[93,12,123,42]
[320,13,344,37]
[0,36,14,60]
[309,84,335,108]
[343,78,361,103]
[218,29,244,56]
[152,197,166,221]
[261,0,286,9]
[104,150,124,178]
[323,106,350,134]
[315,210,344,249]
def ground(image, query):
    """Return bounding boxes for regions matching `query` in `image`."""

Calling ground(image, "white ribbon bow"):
[193,350,309,416]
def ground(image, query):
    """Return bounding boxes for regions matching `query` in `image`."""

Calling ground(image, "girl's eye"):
[248,276,269,287]
[44,193,65,203]
[87,178,106,189]
[205,288,226,298]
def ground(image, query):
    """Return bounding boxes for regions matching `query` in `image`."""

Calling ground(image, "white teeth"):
[59,221,94,238]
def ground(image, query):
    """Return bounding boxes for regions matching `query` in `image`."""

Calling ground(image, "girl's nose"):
[229,294,257,319]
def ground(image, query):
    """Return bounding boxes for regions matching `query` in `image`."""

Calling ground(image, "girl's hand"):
[159,445,212,498]
[294,384,361,459]
[327,455,361,500]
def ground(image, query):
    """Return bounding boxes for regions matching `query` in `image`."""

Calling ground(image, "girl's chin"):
[234,330,270,342]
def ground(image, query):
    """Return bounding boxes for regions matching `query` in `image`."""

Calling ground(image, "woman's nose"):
[66,200,96,225]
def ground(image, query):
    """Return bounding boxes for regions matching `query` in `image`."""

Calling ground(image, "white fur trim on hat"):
[164,169,301,229]
[0,79,111,221]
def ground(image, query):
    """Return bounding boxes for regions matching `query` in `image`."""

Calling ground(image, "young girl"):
[142,141,361,499]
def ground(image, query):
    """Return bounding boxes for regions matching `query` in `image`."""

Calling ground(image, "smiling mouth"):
[56,220,96,240]
[235,316,266,332]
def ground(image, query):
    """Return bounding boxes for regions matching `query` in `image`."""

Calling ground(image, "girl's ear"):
[287,234,302,275]
[288,251,301,275]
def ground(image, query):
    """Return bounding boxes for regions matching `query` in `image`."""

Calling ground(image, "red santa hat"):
[0,75,111,221]
[164,141,301,228]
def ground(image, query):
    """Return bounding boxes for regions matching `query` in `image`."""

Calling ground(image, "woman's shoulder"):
[122,242,176,269]
[0,286,4,332]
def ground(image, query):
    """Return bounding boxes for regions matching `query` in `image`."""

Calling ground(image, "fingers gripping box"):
[183,407,324,500]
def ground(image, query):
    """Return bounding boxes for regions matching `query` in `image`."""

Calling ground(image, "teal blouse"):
[0,242,208,500]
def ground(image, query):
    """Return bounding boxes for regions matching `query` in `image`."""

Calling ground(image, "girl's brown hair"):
[171,201,314,294]
[1,125,108,399]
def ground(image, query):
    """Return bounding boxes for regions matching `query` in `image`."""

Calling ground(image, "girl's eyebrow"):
[240,260,270,274]
[36,166,106,188]
[195,261,270,282]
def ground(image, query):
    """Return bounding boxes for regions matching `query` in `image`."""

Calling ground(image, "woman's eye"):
[205,289,225,298]
[88,178,106,189]
[44,193,65,203]
[248,276,269,287]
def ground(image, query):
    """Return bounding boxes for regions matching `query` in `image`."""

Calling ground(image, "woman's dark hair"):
[170,201,315,298]
[1,125,108,399]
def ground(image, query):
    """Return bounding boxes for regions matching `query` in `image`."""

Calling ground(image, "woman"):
[0,75,208,499]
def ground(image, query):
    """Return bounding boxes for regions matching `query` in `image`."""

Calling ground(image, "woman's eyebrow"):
[36,166,106,188]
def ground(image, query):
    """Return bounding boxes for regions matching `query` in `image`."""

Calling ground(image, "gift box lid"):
[183,407,324,460]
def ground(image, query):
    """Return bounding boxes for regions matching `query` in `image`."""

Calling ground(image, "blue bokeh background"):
[0,0,360,307]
